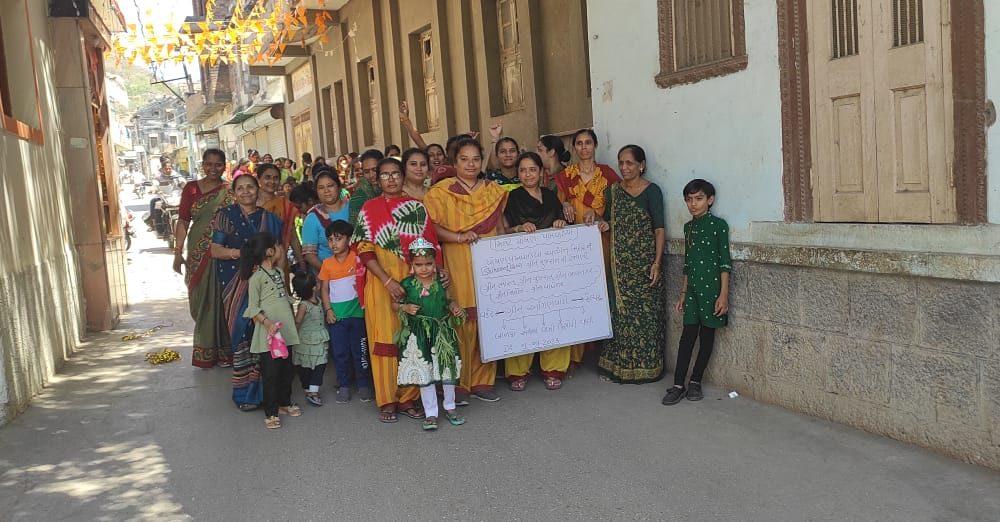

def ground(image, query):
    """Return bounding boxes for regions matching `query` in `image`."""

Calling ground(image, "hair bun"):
[559,150,571,163]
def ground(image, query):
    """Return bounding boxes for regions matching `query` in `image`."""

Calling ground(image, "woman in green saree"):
[589,144,666,383]
[174,148,234,368]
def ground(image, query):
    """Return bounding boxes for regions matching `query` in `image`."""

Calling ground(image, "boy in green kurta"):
[663,179,732,406]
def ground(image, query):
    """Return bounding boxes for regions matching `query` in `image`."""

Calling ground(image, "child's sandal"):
[305,393,323,407]
[278,404,302,417]
[264,416,281,429]
[444,410,465,426]
[422,417,438,431]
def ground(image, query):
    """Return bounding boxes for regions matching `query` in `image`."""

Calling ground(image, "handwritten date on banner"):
[471,226,613,362]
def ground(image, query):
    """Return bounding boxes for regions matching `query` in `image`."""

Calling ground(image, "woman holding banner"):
[424,138,508,403]
[501,152,571,391]
[555,128,620,370]
[589,145,666,383]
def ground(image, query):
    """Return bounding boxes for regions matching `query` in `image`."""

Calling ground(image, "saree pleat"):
[213,204,284,407]
[185,184,232,368]
[598,185,665,383]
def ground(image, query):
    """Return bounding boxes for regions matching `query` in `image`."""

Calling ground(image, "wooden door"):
[810,0,879,221]
[872,0,954,222]
[809,0,954,223]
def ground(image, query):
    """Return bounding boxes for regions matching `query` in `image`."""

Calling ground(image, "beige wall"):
[302,0,593,157]
[0,1,87,423]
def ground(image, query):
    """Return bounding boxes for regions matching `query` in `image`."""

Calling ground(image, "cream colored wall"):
[0,0,86,423]
[985,1,999,224]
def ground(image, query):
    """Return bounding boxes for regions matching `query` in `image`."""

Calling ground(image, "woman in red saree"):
[173,149,234,368]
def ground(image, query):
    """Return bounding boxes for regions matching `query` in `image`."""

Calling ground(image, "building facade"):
[252,0,593,160]
[131,96,191,176]
[0,0,127,425]
[587,0,999,468]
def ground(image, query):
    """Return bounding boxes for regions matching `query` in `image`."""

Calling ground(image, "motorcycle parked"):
[133,180,151,199]
[142,175,184,250]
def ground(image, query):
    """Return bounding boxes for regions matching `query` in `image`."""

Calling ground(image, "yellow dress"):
[423,178,508,393]
[555,163,620,365]
[356,241,421,409]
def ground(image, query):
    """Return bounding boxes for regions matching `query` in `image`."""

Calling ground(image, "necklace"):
[456,176,479,192]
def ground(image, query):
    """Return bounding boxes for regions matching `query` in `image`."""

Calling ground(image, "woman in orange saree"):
[554,129,620,370]
[257,163,303,269]
[423,138,508,403]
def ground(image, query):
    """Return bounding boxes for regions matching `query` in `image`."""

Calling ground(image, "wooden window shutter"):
[656,0,748,88]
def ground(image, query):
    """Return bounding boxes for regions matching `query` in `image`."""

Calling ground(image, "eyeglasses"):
[378,171,402,180]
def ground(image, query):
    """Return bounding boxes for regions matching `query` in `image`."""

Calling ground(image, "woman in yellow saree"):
[423,138,508,403]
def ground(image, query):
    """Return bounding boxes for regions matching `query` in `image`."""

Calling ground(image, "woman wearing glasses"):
[352,157,442,423]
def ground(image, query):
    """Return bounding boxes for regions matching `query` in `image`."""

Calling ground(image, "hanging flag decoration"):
[109,0,334,66]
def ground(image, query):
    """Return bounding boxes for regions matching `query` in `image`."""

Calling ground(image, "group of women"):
[173,125,667,419]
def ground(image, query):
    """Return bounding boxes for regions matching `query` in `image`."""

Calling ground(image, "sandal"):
[400,407,425,420]
[278,404,302,417]
[238,403,259,412]
[305,392,323,407]
[544,377,562,390]
[264,416,281,429]
[378,408,398,423]
[444,410,466,426]
[422,417,438,431]
[508,377,527,392]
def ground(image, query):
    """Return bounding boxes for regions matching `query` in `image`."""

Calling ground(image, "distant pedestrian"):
[240,231,302,429]
[291,153,311,183]
[662,179,731,405]
[292,271,329,407]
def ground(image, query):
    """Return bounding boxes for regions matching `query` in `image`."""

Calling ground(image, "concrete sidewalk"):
[0,212,998,521]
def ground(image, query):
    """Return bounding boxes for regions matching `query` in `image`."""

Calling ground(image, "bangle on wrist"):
[383,277,393,287]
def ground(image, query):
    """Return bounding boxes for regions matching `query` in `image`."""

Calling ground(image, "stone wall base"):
[0,250,85,426]
[664,255,1000,469]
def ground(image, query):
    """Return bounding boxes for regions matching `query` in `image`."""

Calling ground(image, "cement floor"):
[1,196,998,521]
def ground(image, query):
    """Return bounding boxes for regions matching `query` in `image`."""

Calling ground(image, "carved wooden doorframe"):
[777,0,987,223]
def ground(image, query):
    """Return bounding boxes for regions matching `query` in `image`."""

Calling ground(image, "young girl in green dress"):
[241,232,302,429]
[292,271,329,407]
[393,238,467,431]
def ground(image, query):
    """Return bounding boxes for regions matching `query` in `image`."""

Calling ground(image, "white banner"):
[471,225,613,362]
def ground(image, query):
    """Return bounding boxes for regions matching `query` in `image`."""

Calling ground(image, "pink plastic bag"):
[269,323,289,359]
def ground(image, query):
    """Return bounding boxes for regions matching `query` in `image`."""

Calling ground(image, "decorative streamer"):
[109,0,335,66]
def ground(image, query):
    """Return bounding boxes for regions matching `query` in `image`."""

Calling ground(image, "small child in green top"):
[662,179,732,406]
[241,232,302,429]
[292,271,329,407]
[392,238,466,432]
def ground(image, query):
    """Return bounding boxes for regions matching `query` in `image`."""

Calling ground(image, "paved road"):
[1,191,999,521]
